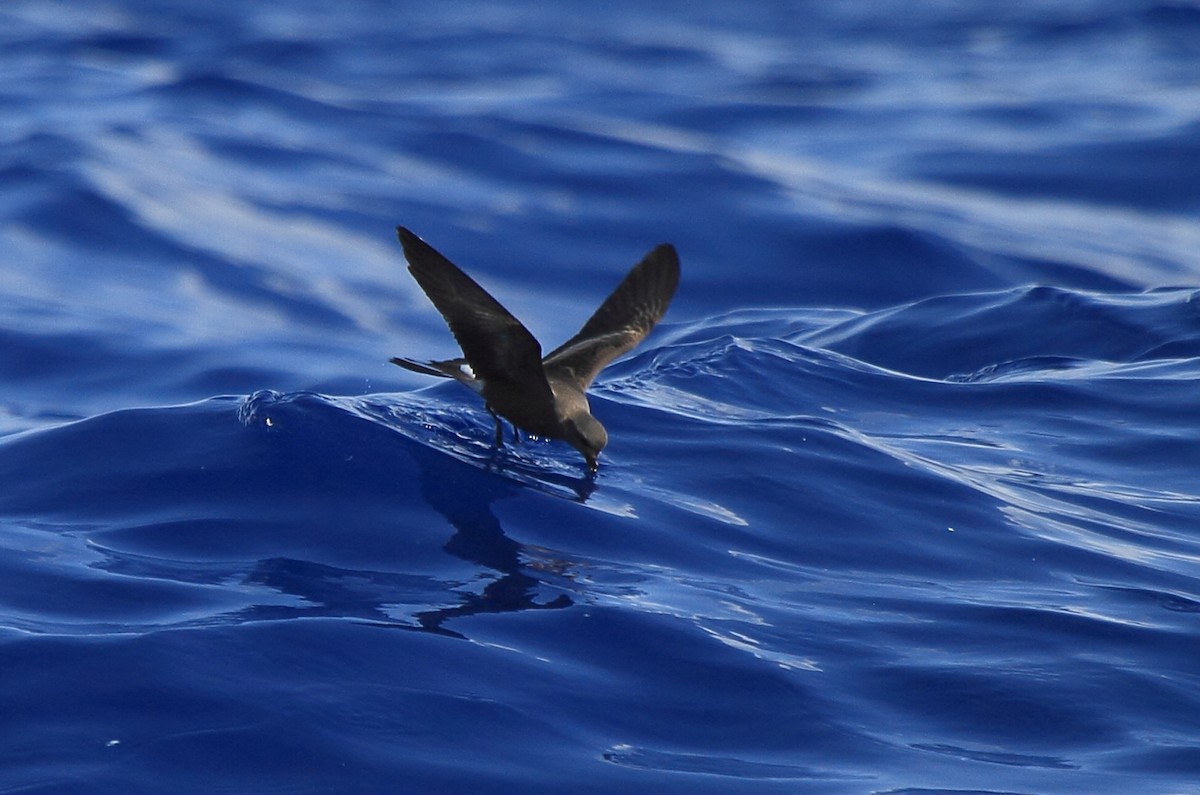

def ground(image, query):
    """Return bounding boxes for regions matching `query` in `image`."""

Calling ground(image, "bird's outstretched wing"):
[543,243,680,388]
[396,227,553,400]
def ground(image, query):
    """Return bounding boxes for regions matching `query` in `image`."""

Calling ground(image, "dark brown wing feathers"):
[396,226,546,386]
[543,243,680,387]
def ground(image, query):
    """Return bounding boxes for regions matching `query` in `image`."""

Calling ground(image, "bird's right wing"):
[543,243,680,388]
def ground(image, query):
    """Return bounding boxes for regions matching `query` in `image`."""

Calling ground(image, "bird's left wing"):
[397,227,552,400]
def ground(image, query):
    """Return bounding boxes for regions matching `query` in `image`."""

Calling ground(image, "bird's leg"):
[487,405,504,448]
[510,422,521,445]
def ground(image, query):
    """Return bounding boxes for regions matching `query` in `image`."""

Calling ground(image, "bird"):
[390,226,680,473]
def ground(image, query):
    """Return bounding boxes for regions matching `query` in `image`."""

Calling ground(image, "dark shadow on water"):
[394,447,574,638]
[239,391,579,639]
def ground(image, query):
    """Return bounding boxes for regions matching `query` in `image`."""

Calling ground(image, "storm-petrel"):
[390,226,680,472]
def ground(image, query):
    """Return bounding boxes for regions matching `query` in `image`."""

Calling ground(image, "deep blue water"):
[3,1,1200,792]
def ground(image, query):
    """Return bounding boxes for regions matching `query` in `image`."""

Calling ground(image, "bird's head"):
[564,413,607,473]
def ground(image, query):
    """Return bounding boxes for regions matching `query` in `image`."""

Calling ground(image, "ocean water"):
[2,1,1200,793]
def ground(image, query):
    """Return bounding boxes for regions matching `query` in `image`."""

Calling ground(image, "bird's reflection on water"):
[240,391,586,639]
[396,447,575,638]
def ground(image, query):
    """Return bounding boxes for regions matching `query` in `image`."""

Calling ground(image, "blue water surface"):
[2,1,1200,793]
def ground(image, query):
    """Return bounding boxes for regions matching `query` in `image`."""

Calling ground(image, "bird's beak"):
[585,453,599,474]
